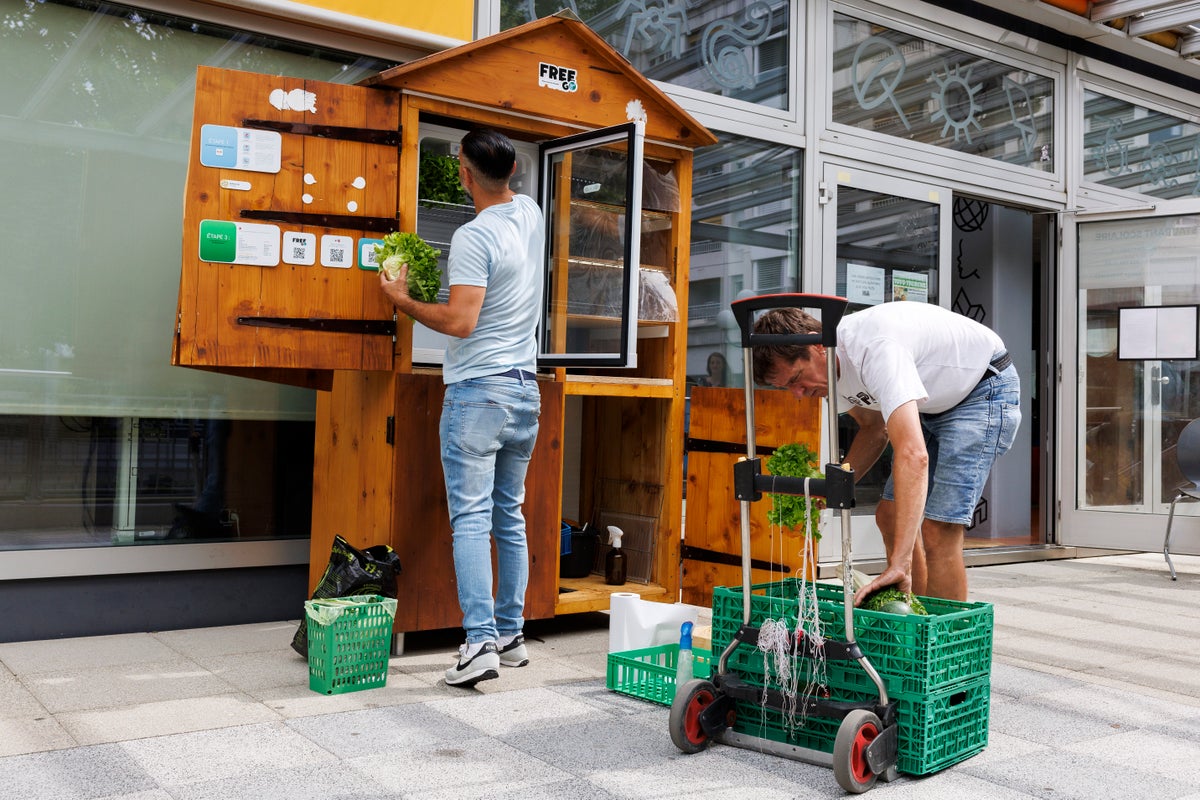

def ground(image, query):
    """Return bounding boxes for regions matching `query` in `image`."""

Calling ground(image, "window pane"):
[0,415,313,550]
[835,187,940,311]
[687,132,801,387]
[500,0,790,110]
[831,13,1054,172]
[1083,90,1200,200]
[0,0,394,418]
[1078,216,1200,512]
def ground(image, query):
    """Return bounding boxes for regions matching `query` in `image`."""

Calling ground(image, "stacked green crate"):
[710,580,993,775]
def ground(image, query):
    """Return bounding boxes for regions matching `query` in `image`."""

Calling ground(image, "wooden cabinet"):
[173,13,716,635]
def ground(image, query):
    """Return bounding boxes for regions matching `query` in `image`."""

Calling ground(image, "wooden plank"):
[370,17,716,148]
[555,575,667,615]
[309,370,396,594]
[360,87,401,372]
[388,374,564,632]
[682,387,823,609]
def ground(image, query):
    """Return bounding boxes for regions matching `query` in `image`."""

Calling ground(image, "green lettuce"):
[374,232,442,303]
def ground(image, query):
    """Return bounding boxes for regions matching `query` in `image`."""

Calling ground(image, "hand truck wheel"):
[669,678,718,754]
[833,709,883,794]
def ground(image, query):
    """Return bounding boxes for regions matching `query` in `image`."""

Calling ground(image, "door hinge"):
[818,181,832,206]
[386,415,395,445]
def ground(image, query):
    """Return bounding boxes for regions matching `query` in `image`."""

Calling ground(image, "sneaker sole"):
[445,667,499,688]
[499,655,528,668]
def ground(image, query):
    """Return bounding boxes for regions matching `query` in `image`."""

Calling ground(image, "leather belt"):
[976,351,1012,390]
[494,368,537,381]
[988,352,1013,373]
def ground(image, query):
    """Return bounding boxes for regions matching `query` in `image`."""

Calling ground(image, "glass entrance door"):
[1068,207,1200,554]
[818,164,952,563]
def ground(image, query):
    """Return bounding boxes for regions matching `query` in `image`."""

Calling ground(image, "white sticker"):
[268,87,317,113]
[538,62,578,92]
[320,235,354,268]
[219,179,252,191]
[282,230,317,266]
[626,99,647,124]
[199,124,281,174]
[234,222,281,267]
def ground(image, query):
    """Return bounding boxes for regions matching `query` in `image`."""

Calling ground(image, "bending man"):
[752,301,1021,603]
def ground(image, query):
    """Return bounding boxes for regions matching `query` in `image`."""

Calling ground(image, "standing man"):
[380,128,544,688]
[751,301,1021,603]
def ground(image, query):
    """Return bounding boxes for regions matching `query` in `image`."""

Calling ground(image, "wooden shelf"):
[563,374,674,397]
[554,575,668,614]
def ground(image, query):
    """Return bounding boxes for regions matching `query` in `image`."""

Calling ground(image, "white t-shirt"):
[443,193,545,384]
[834,302,1005,420]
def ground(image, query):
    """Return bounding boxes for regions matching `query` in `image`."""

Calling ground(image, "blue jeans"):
[440,374,541,644]
[883,363,1021,525]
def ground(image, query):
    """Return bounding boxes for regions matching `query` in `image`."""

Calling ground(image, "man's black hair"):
[460,128,516,182]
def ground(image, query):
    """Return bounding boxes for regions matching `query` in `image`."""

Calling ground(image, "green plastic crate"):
[607,643,713,706]
[305,594,397,695]
[731,673,991,775]
[712,580,993,696]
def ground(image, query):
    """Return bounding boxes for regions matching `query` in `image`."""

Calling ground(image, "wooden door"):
[682,386,822,608]
[174,66,400,381]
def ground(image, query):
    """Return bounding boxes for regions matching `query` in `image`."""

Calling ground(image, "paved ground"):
[0,551,1197,799]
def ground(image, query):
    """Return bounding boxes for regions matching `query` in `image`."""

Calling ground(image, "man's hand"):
[853,563,912,607]
[378,262,412,309]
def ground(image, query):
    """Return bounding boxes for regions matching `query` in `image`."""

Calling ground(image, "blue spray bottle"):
[674,620,694,698]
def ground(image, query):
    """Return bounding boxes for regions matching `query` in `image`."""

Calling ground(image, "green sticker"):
[199,220,238,263]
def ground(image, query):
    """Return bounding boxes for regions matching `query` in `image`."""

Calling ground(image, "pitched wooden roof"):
[365,11,717,148]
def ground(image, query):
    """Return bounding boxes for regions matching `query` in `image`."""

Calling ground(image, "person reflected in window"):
[696,351,729,387]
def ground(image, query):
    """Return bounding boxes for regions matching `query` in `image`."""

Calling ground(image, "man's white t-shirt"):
[442,193,545,384]
[834,302,1005,421]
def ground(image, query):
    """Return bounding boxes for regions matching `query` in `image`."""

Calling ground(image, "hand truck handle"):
[730,293,848,349]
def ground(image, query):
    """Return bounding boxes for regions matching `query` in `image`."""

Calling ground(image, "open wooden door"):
[682,386,822,608]
[174,66,401,386]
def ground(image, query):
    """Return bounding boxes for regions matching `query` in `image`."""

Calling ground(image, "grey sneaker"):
[445,641,500,687]
[498,634,529,667]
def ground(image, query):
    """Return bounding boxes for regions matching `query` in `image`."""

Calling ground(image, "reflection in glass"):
[0,0,394,551]
[831,13,1054,171]
[1078,216,1200,513]
[541,132,641,365]
[0,0,393,419]
[686,133,801,387]
[501,0,790,110]
[1083,90,1200,200]
[835,187,940,312]
[0,416,313,550]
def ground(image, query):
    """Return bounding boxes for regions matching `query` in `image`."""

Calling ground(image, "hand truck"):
[668,293,899,794]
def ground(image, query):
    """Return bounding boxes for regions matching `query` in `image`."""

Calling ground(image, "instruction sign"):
[198,219,281,267]
[199,124,282,174]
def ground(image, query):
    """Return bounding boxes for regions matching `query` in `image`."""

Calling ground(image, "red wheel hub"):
[683,689,715,743]
[850,722,879,782]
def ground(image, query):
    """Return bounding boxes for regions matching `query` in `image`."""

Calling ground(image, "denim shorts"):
[881,363,1021,526]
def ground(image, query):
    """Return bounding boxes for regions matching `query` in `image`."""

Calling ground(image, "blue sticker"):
[199,124,238,168]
